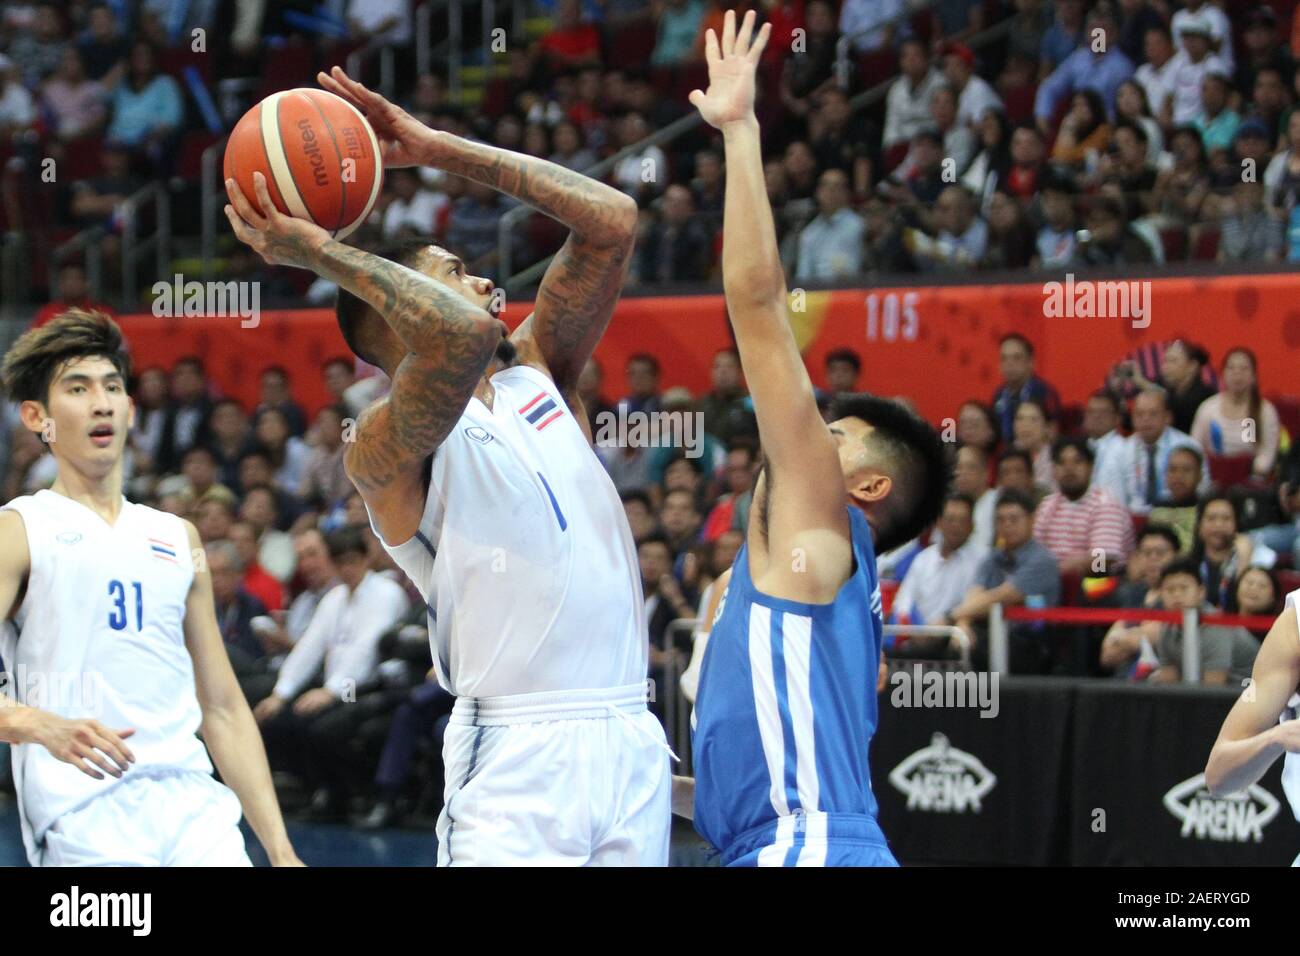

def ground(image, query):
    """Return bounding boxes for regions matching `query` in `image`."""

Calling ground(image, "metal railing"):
[51,226,106,302]
[347,42,398,100]
[201,135,230,280]
[121,183,171,306]
[662,618,698,773]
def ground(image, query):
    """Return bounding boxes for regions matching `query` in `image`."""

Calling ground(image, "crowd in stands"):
[6,0,1300,307]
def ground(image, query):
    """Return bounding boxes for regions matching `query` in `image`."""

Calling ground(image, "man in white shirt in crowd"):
[892,493,987,627]
[954,442,996,548]
[252,525,409,817]
[1094,388,1207,515]
[839,0,907,53]
[1083,389,1126,494]
[795,168,865,280]
[1033,437,1134,575]
[1134,24,1178,120]
[1165,15,1227,126]
[942,42,1002,130]
[1171,0,1233,73]
[883,38,945,153]
[348,0,413,48]
[382,168,448,240]
[246,528,342,676]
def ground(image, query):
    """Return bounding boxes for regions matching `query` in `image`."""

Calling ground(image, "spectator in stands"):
[611,112,668,205]
[205,398,253,491]
[177,445,226,502]
[1233,565,1281,619]
[1171,0,1233,73]
[991,332,1060,440]
[996,448,1039,501]
[240,485,297,583]
[1148,560,1258,686]
[1119,523,1182,608]
[322,358,355,408]
[1035,5,1134,133]
[1033,437,1134,573]
[157,356,212,473]
[68,140,142,231]
[254,407,310,497]
[690,148,725,229]
[963,111,1012,204]
[1165,16,1228,127]
[696,348,746,444]
[128,365,169,472]
[1095,523,1179,677]
[534,0,602,69]
[1012,397,1056,493]
[1146,445,1203,553]
[1098,389,1203,514]
[299,404,353,513]
[1114,79,1163,162]
[348,0,414,48]
[780,0,839,121]
[445,179,517,281]
[701,443,758,540]
[1191,347,1280,478]
[945,489,1062,673]
[638,183,713,283]
[943,42,1003,130]
[10,4,67,89]
[908,184,987,272]
[382,168,447,240]
[824,347,862,396]
[954,443,997,548]
[77,4,130,82]
[794,169,865,280]
[1119,339,1215,436]
[622,489,657,541]
[839,0,906,53]
[549,118,597,172]
[1096,121,1156,220]
[239,450,302,526]
[41,47,106,143]
[932,84,978,176]
[651,0,707,68]
[577,357,613,437]
[884,38,944,154]
[1266,109,1300,214]
[1238,7,1293,99]
[660,488,702,555]
[1151,124,1213,228]
[207,538,270,673]
[1083,389,1125,484]
[1050,89,1111,169]
[885,129,949,208]
[1071,195,1156,266]
[32,262,114,328]
[1032,172,1078,268]
[1192,495,1277,610]
[1133,24,1177,124]
[958,400,1001,457]
[1194,71,1240,154]
[254,527,410,818]
[195,488,237,542]
[255,366,308,438]
[1005,0,1051,70]
[1218,179,1283,263]
[1250,441,1300,568]
[104,41,182,164]
[228,520,285,613]
[1117,0,1164,67]
[640,532,693,673]
[1039,0,1087,75]
[809,86,875,197]
[619,353,662,416]
[862,195,912,272]
[893,493,987,627]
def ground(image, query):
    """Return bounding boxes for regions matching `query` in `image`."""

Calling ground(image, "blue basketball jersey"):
[691,505,890,864]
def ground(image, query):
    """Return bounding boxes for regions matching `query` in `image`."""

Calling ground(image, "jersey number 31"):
[108,579,144,631]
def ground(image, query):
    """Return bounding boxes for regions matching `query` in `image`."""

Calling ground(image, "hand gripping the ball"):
[225,171,332,270]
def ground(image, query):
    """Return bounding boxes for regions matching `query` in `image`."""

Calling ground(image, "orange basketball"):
[223,88,383,241]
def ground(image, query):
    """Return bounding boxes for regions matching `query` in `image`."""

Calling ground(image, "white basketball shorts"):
[437,683,672,866]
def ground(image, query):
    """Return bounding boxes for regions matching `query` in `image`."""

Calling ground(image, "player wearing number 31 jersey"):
[0,311,301,866]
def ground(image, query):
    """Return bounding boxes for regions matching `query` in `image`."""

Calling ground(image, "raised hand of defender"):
[225,172,330,270]
[316,66,435,168]
[34,714,136,780]
[688,9,771,130]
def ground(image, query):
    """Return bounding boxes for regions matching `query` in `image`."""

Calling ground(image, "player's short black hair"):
[1138,523,1181,553]
[327,524,369,560]
[828,393,951,553]
[1159,556,1202,586]
[2,308,131,405]
[335,237,437,368]
[1051,435,1094,465]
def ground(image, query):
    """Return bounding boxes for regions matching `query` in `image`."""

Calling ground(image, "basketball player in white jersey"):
[224,67,669,865]
[0,310,301,866]
[1207,589,1300,861]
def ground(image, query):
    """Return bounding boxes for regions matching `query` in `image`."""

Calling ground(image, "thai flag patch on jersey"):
[518,390,564,431]
[149,537,179,564]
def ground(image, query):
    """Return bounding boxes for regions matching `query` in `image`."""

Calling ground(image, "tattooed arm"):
[317,67,638,398]
[225,173,500,543]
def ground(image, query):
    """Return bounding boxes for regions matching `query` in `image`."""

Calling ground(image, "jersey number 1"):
[108,579,143,631]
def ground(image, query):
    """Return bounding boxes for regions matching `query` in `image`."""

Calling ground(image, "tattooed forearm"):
[436,137,636,245]
[312,239,497,358]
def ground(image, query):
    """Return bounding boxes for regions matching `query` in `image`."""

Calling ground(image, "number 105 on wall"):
[865,292,920,342]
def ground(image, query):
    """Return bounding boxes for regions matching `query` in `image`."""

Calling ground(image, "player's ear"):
[848,472,890,507]
[18,398,48,433]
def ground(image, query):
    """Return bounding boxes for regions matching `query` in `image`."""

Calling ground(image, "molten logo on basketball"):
[1162,774,1279,843]
[297,119,329,188]
[889,732,997,813]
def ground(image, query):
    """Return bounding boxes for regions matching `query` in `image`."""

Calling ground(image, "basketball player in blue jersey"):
[0,310,301,866]
[677,11,950,867]
[226,68,670,865]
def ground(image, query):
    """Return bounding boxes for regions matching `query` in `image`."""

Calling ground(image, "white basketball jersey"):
[366,364,647,698]
[0,490,212,862]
